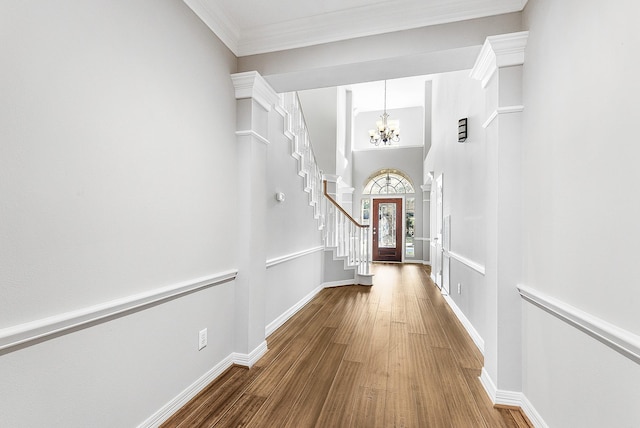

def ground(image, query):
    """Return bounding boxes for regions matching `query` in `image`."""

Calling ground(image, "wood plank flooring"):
[161,264,532,428]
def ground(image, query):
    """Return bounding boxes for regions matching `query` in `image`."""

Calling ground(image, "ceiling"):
[348,76,434,112]
[184,0,528,56]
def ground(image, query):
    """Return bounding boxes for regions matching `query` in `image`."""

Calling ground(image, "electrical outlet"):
[198,328,207,350]
[457,283,462,294]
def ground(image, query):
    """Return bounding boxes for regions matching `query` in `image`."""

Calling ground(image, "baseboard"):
[139,339,269,427]
[479,368,547,428]
[231,340,268,368]
[265,284,323,337]
[322,279,356,288]
[520,393,548,428]
[138,354,234,427]
[443,294,485,354]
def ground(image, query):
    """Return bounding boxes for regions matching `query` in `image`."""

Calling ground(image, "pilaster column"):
[471,31,528,399]
[230,71,279,365]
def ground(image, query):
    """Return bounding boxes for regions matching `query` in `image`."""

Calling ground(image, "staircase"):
[279,92,373,285]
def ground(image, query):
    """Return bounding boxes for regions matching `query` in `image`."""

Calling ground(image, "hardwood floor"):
[161,264,532,428]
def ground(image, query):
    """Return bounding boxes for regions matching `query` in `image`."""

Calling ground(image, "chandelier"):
[369,80,400,146]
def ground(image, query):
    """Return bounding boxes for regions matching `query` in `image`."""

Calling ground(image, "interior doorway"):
[372,198,403,262]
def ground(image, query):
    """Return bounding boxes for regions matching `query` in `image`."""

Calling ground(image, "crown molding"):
[470,31,529,88]
[183,0,240,55]
[231,71,279,111]
[238,1,526,56]
[186,0,527,57]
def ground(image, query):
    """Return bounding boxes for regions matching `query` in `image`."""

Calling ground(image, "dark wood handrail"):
[323,180,369,228]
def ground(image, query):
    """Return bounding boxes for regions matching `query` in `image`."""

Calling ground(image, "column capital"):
[470,31,529,88]
[231,71,279,111]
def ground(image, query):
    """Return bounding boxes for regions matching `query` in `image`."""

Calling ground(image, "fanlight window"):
[363,170,415,195]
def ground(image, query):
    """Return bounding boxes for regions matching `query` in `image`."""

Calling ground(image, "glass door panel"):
[372,198,402,262]
[378,203,397,248]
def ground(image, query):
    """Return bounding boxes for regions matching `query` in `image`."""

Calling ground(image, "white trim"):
[521,394,549,428]
[231,340,268,368]
[235,2,527,56]
[479,367,498,403]
[265,284,324,337]
[479,369,523,407]
[479,368,548,428]
[274,103,287,119]
[185,0,526,57]
[403,259,428,264]
[414,237,431,242]
[447,250,486,275]
[443,295,485,354]
[322,279,356,288]
[322,174,341,184]
[518,284,640,364]
[235,129,269,145]
[482,105,525,128]
[0,270,238,353]
[140,339,269,426]
[265,246,324,268]
[138,353,235,427]
[231,71,279,112]
[496,390,526,408]
[482,110,499,128]
[182,0,240,55]
[471,31,529,88]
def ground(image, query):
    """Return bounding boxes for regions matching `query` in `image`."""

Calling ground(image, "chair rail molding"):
[518,284,640,364]
[0,269,238,353]
[446,250,486,275]
[266,246,324,268]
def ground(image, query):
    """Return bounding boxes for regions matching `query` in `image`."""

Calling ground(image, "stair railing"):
[280,91,371,277]
[323,180,371,276]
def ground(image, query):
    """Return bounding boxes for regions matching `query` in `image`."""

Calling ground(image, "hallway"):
[162,264,530,427]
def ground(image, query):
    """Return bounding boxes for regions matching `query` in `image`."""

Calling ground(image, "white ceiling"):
[348,76,433,112]
[184,0,527,56]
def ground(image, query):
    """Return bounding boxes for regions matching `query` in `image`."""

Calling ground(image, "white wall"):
[336,87,353,186]
[424,70,489,350]
[0,1,239,426]
[521,0,640,426]
[265,106,323,330]
[297,87,338,174]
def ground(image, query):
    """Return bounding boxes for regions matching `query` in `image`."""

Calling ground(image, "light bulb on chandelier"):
[369,80,400,146]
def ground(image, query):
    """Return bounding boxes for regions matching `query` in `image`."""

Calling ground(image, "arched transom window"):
[363,170,415,194]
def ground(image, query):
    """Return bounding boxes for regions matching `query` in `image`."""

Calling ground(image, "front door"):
[372,198,403,262]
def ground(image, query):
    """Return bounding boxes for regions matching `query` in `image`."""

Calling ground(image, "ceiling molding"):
[183,0,241,55]
[470,30,529,88]
[186,0,528,57]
